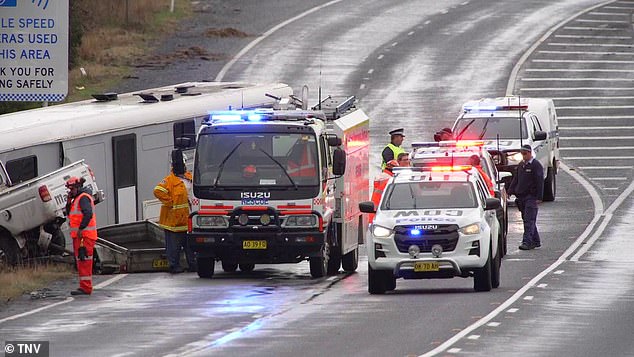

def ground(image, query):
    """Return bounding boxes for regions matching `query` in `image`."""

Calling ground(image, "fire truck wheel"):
[221,261,238,272]
[342,246,359,272]
[0,233,21,268]
[197,257,215,279]
[326,223,341,276]
[309,243,329,278]
[239,263,255,272]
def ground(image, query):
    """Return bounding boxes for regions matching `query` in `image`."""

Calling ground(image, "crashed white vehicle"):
[359,166,502,294]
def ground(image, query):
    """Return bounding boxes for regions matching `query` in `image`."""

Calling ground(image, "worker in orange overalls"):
[154,150,196,274]
[469,154,495,196]
[65,176,97,296]
[369,159,399,222]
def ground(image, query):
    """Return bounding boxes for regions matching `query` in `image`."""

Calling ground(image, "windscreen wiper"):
[408,183,417,209]
[258,148,298,190]
[477,118,490,140]
[455,119,476,140]
[212,141,242,189]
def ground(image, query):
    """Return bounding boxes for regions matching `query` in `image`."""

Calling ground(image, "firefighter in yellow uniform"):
[154,150,196,274]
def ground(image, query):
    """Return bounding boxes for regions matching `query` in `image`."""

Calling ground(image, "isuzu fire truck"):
[452,96,559,201]
[409,140,512,256]
[188,97,370,278]
[359,165,502,294]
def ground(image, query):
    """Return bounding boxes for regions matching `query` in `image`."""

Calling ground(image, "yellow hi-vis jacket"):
[153,171,192,232]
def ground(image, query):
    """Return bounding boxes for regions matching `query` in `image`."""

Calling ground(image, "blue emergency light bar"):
[205,109,326,124]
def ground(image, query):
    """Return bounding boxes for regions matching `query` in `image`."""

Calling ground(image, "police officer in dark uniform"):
[508,144,544,250]
[381,128,405,170]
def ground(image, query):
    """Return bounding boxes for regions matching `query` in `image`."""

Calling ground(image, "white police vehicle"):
[359,166,502,294]
[452,97,559,201]
[409,140,512,256]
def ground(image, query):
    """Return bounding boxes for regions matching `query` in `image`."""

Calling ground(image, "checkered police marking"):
[0,93,66,102]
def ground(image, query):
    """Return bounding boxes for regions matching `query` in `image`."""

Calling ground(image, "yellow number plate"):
[243,240,267,249]
[152,259,169,269]
[414,262,439,272]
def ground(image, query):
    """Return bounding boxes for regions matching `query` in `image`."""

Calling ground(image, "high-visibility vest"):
[369,171,393,222]
[381,143,405,169]
[154,172,192,232]
[287,144,317,177]
[475,166,496,196]
[69,192,97,240]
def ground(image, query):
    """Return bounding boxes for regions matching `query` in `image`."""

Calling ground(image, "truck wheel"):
[473,242,493,292]
[543,166,556,202]
[326,223,341,275]
[309,243,329,278]
[239,263,255,272]
[342,246,359,272]
[222,261,238,272]
[197,257,215,279]
[491,237,501,289]
[0,234,21,268]
[368,263,388,294]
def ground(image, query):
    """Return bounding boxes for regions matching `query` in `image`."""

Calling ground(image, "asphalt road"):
[3,0,633,356]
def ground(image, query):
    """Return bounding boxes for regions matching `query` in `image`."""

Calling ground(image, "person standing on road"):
[65,177,97,296]
[508,144,544,250]
[381,128,406,170]
[154,149,197,274]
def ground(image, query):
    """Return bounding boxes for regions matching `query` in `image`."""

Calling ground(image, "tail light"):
[38,185,52,202]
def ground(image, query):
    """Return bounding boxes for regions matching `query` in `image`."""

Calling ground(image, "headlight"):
[196,215,228,228]
[507,152,523,164]
[459,223,481,235]
[284,215,318,227]
[372,224,393,238]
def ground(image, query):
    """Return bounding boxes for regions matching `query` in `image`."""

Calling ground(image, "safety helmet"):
[243,165,257,177]
[386,160,399,168]
[65,176,82,188]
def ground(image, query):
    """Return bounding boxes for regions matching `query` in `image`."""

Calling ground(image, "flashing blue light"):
[464,105,499,112]
[247,113,263,122]
[410,229,421,236]
[211,114,243,122]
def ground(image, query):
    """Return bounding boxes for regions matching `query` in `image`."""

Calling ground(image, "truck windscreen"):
[454,116,528,140]
[194,132,320,188]
[381,182,477,210]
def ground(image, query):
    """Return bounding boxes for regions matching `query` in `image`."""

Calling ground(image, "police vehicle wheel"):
[491,237,501,289]
[0,234,21,268]
[386,276,396,291]
[342,246,359,272]
[222,261,238,272]
[543,166,556,202]
[239,263,255,272]
[473,243,493,292]
[368,263,388,294]
[197,257,215,279]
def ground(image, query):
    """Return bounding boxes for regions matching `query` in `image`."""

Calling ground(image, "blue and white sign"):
[0,0,68,102]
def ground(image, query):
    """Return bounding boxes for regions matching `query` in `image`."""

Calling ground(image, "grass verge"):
[0,264,74,303]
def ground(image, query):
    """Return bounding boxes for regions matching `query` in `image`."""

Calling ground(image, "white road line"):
[424,20,431,25]
[215,0,345,81]
[467,335,480,340]
[367,68,374,74]
[522,87,634,91]
[537,283,548,288]
[604,187,622,190]
[558,105,634,109]
[487,322,501,327]
[605,6,634,9]
[560,146,634,149]
[554,270,565,275]
[548,42,634,47]
[0,274,128,325]
[359,83,365,90]
[563,26,622,30]
[538,50,634,55]
[560,126,634,130]
[447,348,462,353]
[408,31,415,36]
[391,42,398,47]
[560,136,634,139]
[377,54,384,60]
[528,68,634,73]
[554,96,634,100]
[532,59,634,63]
[575,19,629,23]
[564,156,634,159]
[559,115,634,119]
[523,296,534,301]
[507,308,519,313]
[592,177,628,181]
[578,166,633,169]
[588,11,628,15]
[554,34,631,39]
[522,78,634,81]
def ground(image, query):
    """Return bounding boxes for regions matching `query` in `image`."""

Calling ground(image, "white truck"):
[188,96,370,278]
[359,166,502,294]
[0,160,104,267]
[452,96,559,201]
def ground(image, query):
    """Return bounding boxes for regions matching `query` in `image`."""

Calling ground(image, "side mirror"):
[497,171,512,183]
[485,197,501,210]
[332,148,346,176]
[175,137,193,149]
[534,131,547,141]
[359,201,376,214]
[327,136,342,147]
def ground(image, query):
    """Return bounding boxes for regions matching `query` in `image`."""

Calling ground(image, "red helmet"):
[386,160,399,169]
[65,176,82,188]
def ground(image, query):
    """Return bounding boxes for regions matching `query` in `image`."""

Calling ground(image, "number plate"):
[414,262,439,272]
[152,259,169,269]
[243,240,267,249]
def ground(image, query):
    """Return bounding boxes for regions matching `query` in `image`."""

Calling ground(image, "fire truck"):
[188,97,370,278]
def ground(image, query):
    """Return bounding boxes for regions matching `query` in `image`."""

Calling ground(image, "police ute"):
[452,96,559,201]
[409,140,511,257]
[359,165,502,294]
[188,97,370,279]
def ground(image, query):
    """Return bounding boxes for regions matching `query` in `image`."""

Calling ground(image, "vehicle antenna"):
[518,95,523,147]
[318,46,322,110]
